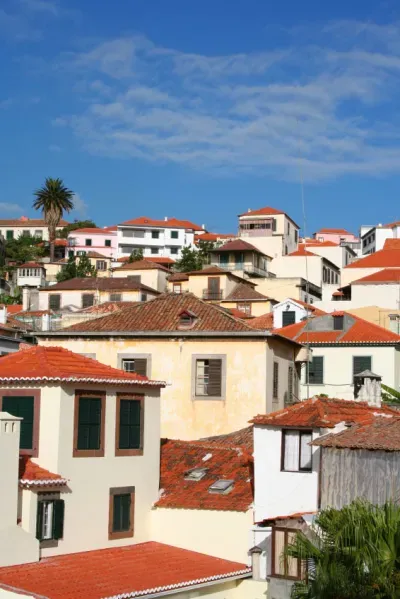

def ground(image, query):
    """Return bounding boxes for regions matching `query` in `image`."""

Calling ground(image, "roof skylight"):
[208,479,234,494]
[184,467,208,481]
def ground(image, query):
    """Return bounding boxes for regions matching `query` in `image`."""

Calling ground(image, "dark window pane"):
[3,396,34,450]
[113,494,131,532]
[282,311,296,326]
[77,397,101,450]
[119,399,141,449]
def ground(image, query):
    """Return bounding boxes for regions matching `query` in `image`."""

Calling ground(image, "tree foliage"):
[33,178,74,262]
[287,499,400,599]
[56,255,97,282]
[57,220,97,239]
[381,384,400,405]
[128,249,144,263]
[5,234,46,264]
[174,241,217,272]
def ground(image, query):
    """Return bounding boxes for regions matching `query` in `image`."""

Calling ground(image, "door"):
[208,277,220,300]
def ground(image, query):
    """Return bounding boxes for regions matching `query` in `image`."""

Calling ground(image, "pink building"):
[313,228,359,245]
[67,227,117,259]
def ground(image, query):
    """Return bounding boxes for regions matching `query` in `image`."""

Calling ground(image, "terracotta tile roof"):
[78,301,138,314]
[17,309,53,317]
[121,216,204,230]
[302,241,339,247]
[69,228,116,234]
[352,268,400,284]
[0,218,69,226]
[0,542,250,599]
[40,277,159,294]
[289,299,326,316]
[383,239,400,250]
[312,416,400,450]
[251,396,399,428]
[195,233,235,242]
[104,225,117,232]
[156,438,253,511]
[199,426,253,453]
[0,305,23,314]
[215,239,267,254]
[345,248,400,269]
[247,312,274,330]
[113,259,169,273]
[316,228,353,235]
[383,221,400,229]
[18,262,45,269]
[168,273,190,282]
[224,283,269,301]
[0,346,165,387]
[19,457,67,487]
[86,251,110,259]
[288,248,318,257]
[275,311,400,345]
[238,206,300,228]
[225,308,255,320]
[60,293,260,334]
[144,257,176,265]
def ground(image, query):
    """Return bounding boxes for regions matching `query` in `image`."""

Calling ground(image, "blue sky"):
[2,0,400,234]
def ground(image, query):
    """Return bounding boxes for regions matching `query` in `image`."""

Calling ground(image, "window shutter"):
[113,495,121,531]
[207,360,222,396]
[77,397,101,450]
[3,396,34,450]
[133,359,147,377]
[113,494,130,532]
[36,501,44,541]
[82,294,94,308]
[308,357,324,384]
[273,363,279,398]
[119,399,141,450]
[52,499,65,540]
[353,356,372,376]
[49,295,61,310]
[282,311,296,327]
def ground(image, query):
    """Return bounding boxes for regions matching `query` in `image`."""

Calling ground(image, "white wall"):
[271,256,326,288]
[117,226,195,259]
[273,299,308,329]
[38,288,157,310]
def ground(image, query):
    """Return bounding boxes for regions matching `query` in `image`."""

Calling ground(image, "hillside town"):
[0,179,399,599]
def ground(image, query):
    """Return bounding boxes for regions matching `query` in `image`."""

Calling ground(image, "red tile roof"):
[238,206,300,228]
[121,217,204,230]
[156,439,253,511]
[0,542,250,599]
[19,457,67,487]
[79,301,138,314]
[199,426,253,453]
[69,228,116,234]
[251,396,398,428]
[0,218,69,226]
[275,312,400,345]
[86,251,110,259]
[168,273,190,282]
[0,305,23,314]
[40,277,158,293]
[289,299,326,315]
[113,259,169,273]
[0,346,165,386]
[302,241,339,247]
[59,293,261,334]
[195,233,235,242]
[247,311,274,330]
[225,308,255,320]
[316,228,353,235]
[383,221,400,229]
[215,239,268,254]
[312,416,400,450]
[18,262,45,269]
[352,268,400,284]
[345,248,400,269]
[288,248,318,257]
[224,283,269,301]
[383,239,400,249]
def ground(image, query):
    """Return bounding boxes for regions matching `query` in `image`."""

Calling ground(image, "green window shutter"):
[133,359,147,377]
[49,295,61,310]
[2,396,34,450]
[353,356,372,377]
[282,311,296,326]
[273,362,279,398]
[77,397,101,450]
[207,360,222,396]
[113,494,131,532]
[36,501,44,541]
[308,356,324,384]
[52,499,65,540]
[119,400,141,450]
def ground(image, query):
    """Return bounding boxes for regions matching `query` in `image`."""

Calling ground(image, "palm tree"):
[286,499,400,599]
[33,178,74,262]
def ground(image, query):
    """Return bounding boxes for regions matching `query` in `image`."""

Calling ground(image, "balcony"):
[215,262,270,278]
[202,289,224,300]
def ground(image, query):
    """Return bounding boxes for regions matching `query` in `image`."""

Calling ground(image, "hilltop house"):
[0,217,69,242]
[67,226,117,259]
[238,206,300,258]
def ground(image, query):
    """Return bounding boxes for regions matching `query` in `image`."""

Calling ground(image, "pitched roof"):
[383,221,400,229]
[156,438,253,511]
[86,251,110,259]
[168,273,190,282]
[113,259,169,272]
[225,308,255,320]
[352,268,400,284]
[199,426,253,453]
[215,239,268,254]
[312,416,400,450]
[345,248,400,269]
[288,248,318,257]
[0,346,165,386]
[18,262,45,269]
[275,311,400,345]
[224,283,269,301]
[251,397,398,428]
[383,239,400,250]
[194,233,235,242]
[78,301,138,314]
[247,311,274,330]
[238,206,300,228]
[0,218,69,226]
[289,298,326,316]
[116,256,176,265]
[19,457,67,487]
[121,216,203,230]
[302,240,339,247]
[0,305,23,314]
[40,277,158,293]
[0,542,250,599]
[316,228,353,235]
[69,228,116,234]
[59,293,261,334]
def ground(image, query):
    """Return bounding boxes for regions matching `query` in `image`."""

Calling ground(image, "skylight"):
[184,467,208,481]
[208,479,234,494]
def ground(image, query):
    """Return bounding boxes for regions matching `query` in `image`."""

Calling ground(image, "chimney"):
[41,313,50,331]
[354,370,382,407]
[164,216,168,222]
[0,306,7,325]
[249,546,263,581]
[248,208,251,213]
[0,413,22,529]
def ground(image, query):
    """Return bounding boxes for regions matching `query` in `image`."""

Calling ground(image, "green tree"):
[5,233,45,264]
[287,499,400,599]
[128,249,144,263]
[33,178,74,262]
[56,255,97,282]
[57,220,97,239]
[174,246,203,272]
[196,240,217,266]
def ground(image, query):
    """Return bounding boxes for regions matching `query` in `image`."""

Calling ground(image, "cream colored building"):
[251,276,322,304]
[112,259,169,292]
[38,293,305,439]
[238,206,300,258]
[271,249,340,289]
[0,217,68,242]
[210,239,272,280]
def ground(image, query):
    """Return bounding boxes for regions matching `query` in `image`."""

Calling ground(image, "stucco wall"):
[38,288,157,310]
[113,268,168,292]
[150,508,253,563]
[271,256,323,287]
[250,279,303,303]
[221,300,273,317]
[340,266,381,287]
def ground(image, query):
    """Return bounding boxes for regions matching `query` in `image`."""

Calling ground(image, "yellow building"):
[112,259,169,292]
[347,306,400,333]
[38,293,305,440]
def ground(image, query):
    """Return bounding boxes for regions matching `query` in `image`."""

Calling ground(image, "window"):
[105,239,111,247]
[208,479,234,494]
[272,220,277,232]
[287,222,290,235]
[73,392,105,457]
[34,230,42,238]
[96,260,107,271]
[282,311,296,326]
[171,230,179,239]
[353,356,372,380]
[36,497,64,541]
[77,250,86,256]
[281,430,312,472]
[68,250,74,259]
[173,283,182,294]
[49,294,61,310]
[6,230,14,240]
[170,247,178,255]
[151,247,159,254]
[109,487,135,540]
[127,275,141,283]
[109,293,122,302]
[272,527,303,579]
[1,393,39,454]
[85,239,92,247]
[273,362,279,399]
[333,315,344,330]
[82,294,94,308]
[287,365,294,404]
[141,293,147,302]
[22,230,30,237]
[237,302,251,315]
[294,230,298,243]
[121,358,147,376]
[193,357,225,399]
[306,356,324,385]
[185,467,208,481]
[151,230,159,239]
[115,394,143,456]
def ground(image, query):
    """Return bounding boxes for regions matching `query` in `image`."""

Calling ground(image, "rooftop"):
[156,436,253,512]
[224,283,269,302]
[312,416,400,450]
[345,248,400,269]
[214,238,269,255]
[120,216,204,230]
[0,345,165,386]
[352,268,400,284]
[18,262,46,269]
[316,228,354,235]
[78,301,138,314]
[199,426,253,453]
[69,228,116,235]
[0,217,69,226]
[238,206,300,228]
[194,233,235,242]
[0,542,250,599]
[0,305,23,315]
[19,457,67,488]
[288,248,318,257]
[246,311,274,330]
[113,259,170,273]
[168,272,190,282]
[251,396,398,428]
[40,277,159,294]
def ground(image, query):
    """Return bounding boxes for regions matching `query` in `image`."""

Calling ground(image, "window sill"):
[192,395,225,401]
[115,448,143,457]
[280,469,313,474]
[109,529,134,541]
[73,448,105,458]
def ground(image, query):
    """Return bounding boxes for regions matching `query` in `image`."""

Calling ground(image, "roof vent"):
[184,467,208,481]
[208,479,234,494]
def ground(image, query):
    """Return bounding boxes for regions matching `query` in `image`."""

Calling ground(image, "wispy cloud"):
[19,0,59,16]
[72,193,88,218]
[0,203,24,214]
[53,21,400,181]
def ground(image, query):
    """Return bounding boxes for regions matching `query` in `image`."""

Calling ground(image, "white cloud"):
[53,21,400,181]
[19,0,59,16]
[0,203,24,214]
[72,193,88,218]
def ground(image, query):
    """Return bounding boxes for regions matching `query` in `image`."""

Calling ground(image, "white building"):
[117,216,205,260]
[269,298,326,329]
[238,206,300,259]
[0,217,69,242]
[298,241,356,269]
[271,248,340,290]
[360,221,400,255]
[341,240,400,287]
[17,263,47,289]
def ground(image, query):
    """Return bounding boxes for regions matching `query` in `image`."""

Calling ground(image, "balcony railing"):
[202,289,224,300]
[215,262,270,278]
